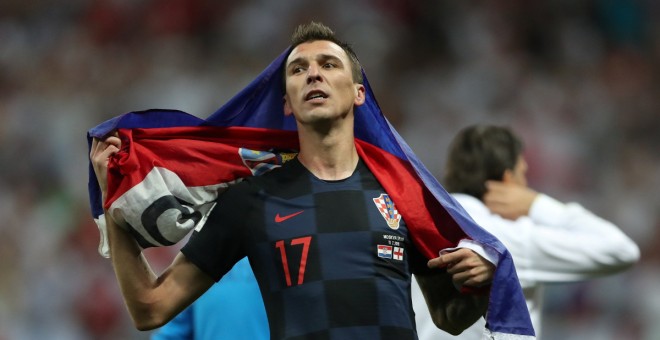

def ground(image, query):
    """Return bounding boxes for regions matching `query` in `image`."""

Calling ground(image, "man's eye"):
[323,63,336,69]
[292,66,304,74]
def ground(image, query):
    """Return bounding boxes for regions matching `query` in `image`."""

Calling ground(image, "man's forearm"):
[416,273,488,335]
[438,290,488,335]
[105,212,163,329]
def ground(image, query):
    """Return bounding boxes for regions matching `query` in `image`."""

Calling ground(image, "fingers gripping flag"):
[87,48,535,339]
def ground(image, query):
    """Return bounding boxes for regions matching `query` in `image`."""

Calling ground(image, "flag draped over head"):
[88,47,535,339]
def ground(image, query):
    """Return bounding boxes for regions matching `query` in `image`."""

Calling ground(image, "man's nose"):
[306,64,322,84]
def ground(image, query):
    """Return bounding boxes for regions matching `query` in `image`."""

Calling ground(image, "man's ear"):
[283,96,293,116]
[354,84,366,106]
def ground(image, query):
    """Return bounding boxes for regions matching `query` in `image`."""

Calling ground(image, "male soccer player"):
[90,22,496,339]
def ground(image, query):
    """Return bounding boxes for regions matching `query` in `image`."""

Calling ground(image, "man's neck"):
[296,128,359,181]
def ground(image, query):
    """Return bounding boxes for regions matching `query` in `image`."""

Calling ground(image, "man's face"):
[283,40,365,124]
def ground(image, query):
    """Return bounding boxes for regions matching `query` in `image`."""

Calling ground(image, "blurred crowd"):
[1,1,658,339]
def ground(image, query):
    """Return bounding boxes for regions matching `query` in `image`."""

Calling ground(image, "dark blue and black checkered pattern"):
[183,158,429,339]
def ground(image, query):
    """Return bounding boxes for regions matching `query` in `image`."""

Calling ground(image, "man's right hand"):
[89,133,121,198]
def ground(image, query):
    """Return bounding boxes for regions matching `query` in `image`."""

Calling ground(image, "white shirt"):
[412,193,640,339]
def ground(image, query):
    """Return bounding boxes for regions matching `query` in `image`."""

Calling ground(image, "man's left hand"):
[428,248,495,288]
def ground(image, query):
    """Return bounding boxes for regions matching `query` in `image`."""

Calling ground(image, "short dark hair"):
[443,125,524,200]
[286,21,363,84]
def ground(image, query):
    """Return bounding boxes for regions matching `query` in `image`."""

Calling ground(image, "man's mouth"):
[305,90,328,101]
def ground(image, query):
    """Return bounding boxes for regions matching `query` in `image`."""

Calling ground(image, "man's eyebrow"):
[286,57,306,69]
[316,53,343,63]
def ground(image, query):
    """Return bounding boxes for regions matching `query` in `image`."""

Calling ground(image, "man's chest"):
[246,187,413,290]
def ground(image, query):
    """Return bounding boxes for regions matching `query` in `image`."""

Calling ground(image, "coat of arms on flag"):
[239,148,298,176]
[373,193,401,230]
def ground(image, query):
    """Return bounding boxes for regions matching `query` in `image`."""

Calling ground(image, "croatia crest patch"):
[372,193,401,230]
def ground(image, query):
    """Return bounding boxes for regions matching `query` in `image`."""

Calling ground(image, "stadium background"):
[0,1,658,339]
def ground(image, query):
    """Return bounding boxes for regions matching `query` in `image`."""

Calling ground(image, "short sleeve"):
[181,182,252,281]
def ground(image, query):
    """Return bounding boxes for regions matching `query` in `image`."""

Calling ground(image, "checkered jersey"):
[182,158,429,339]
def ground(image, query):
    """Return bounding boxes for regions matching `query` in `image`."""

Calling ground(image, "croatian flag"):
[87,47,535,339]
[377,245,393,259]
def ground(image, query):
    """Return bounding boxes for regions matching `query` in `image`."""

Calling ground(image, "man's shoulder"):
[228,157,307,200]
[248,157,303,184]
[450,193,500,226]
[451,193,487,211]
